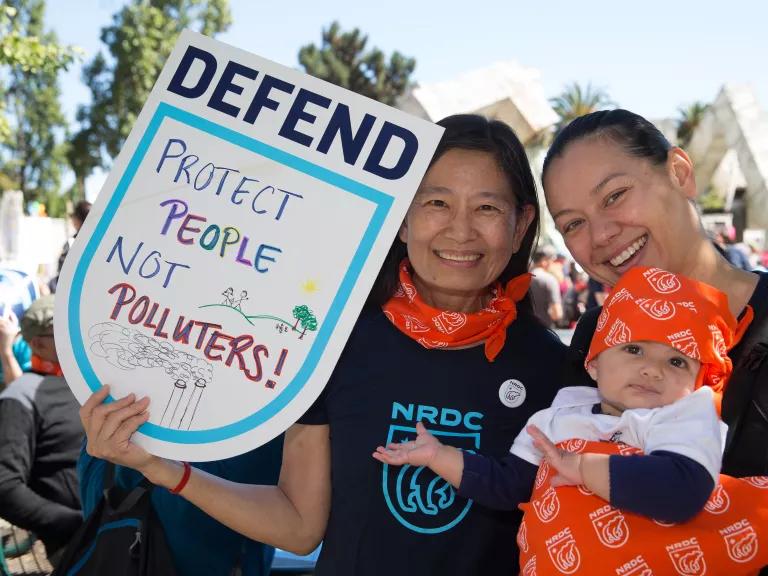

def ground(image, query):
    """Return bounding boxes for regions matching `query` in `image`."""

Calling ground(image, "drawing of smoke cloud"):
[89,322,213,430]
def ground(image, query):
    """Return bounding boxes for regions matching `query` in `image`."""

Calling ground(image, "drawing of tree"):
[299,311,318,339]
[292,305,310,330]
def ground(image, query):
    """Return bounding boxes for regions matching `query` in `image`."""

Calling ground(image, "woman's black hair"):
[366,113,540,308]
[542,109,672,180]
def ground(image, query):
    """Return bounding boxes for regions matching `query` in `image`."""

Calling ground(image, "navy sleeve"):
[610,450,714,523]
[296,385,328,425]
[458,452,537,510]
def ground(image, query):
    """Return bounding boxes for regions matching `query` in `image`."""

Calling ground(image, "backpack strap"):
[104,461,116,490]
[102,461,153,503]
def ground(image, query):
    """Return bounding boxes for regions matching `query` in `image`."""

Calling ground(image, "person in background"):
[562,267,588,328]
[0,269,38,386]
[584,276,608,310]
[529,247,563,328]
[49,200,91,293]
[0,311,29,387]
[0,295,83,567]
[550,253,572,300]
[717,230,752,271]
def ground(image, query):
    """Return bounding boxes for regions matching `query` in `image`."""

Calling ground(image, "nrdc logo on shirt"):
[381,402,483,534]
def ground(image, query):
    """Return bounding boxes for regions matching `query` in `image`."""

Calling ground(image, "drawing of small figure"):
[221,287,234,306]
[233,290,249,310]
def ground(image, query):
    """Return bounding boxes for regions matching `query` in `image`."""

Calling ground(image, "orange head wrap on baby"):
[586,267,752,399]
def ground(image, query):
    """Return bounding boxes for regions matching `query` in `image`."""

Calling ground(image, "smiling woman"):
[77,114,568,576]
[397,148,534,313]
[541,109,768,478]
[543,114,697,288]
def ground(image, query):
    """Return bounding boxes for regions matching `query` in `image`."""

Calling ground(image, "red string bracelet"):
[169,461,191,494]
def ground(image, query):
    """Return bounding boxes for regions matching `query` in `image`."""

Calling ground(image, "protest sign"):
[54,30,443,461]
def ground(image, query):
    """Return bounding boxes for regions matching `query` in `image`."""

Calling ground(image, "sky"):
[43,0,768,196]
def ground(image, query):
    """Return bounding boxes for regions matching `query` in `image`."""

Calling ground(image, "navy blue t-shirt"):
[299,307,566,576]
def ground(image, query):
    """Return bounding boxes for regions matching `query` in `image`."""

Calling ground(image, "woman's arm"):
[145,424,331,554]
[0,318,22,386]
[81,385,331,555]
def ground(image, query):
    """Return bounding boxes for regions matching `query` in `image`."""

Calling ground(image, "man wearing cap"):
[0,294,83,565]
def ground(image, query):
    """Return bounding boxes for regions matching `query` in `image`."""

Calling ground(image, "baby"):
[375,267,767,575]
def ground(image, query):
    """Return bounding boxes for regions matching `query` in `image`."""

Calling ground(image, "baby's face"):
[587,340,700,416]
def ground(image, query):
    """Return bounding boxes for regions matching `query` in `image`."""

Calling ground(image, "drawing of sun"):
[301,279,319,294]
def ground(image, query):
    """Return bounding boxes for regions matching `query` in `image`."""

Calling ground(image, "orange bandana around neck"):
[382,259,531,362]
[31,355,63,377]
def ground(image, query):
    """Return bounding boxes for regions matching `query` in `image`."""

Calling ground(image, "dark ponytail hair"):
[366,114,540,308]
[542,109,672,181]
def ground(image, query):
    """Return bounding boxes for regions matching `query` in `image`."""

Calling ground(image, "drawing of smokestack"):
[161,379,187,428]
[179,378,207,430]
[89,322,214,430]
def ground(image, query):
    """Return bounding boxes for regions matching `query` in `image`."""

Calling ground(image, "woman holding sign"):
[80,114,566,575]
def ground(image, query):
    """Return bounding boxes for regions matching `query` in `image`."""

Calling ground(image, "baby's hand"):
[373,422,441,468]
[527,425,584,487]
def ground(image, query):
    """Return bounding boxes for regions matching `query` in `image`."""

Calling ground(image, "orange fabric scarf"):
[31,355,63,377]
[519,439,768,576]
[381,259,531,362]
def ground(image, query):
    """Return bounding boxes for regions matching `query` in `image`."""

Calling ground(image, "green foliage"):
[0,4,78,73]
[299,21,415,105]
[697,187,726,212]
[44,185,72,217]
[550,82,615,135]
[676,101,709,148]
[70,0,231,181]
[298,309,317,339]
[292,304,310,329]
[0,0,77,207]
[292,304,310,319]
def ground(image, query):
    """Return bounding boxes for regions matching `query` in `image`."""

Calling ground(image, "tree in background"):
[298,21,415,106]
[550,82,614,135]
[676,101,709,148]
[0,1,79,211]
[69,0,231,191]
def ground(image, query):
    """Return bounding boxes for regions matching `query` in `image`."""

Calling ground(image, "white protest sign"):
[55,30,443,461]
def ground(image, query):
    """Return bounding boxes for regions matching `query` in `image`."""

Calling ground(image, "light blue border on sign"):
[69,102,393,443]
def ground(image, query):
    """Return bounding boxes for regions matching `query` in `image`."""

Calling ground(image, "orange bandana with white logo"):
[587,267,753,409]
[382,259,531,362]
[518,440,768,576]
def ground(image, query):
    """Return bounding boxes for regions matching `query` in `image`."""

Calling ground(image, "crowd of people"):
[527,234,768,331]
[1,109,767,575]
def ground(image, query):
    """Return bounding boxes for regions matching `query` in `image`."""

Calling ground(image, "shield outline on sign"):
[381,424,480,534]
[67,102,393,444]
